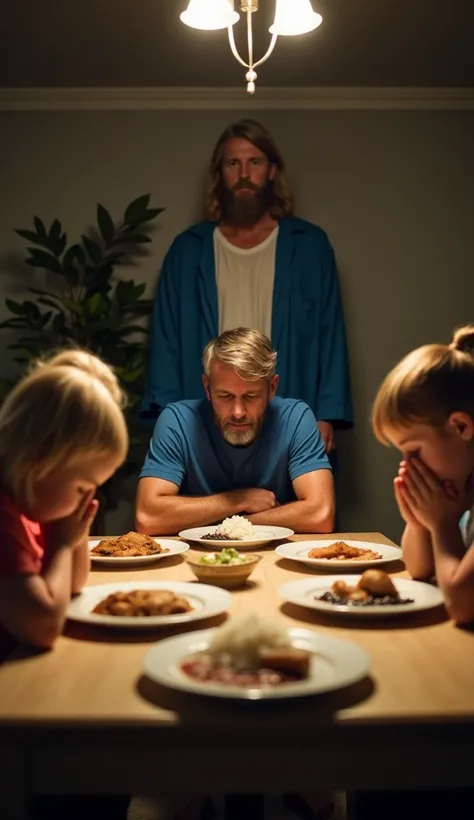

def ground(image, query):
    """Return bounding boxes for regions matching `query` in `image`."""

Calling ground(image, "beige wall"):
[1,108,474,540]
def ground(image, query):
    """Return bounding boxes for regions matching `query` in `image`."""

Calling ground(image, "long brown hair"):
[203,119,294,222]
[372,325,474,444]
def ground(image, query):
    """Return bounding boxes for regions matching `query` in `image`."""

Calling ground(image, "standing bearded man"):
[142,118,353,453]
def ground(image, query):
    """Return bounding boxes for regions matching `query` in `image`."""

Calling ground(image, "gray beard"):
[213,409,265,448]
[221,425,258,447]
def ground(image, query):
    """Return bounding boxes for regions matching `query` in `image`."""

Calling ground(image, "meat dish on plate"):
[308,541,382,561]
[91,531,169,557]
[92,589,193,617]
[180,613,311,687]
[317,569,414,607]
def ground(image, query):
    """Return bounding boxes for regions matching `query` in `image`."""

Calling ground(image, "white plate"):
[67,580,231,628]
[275,540,403,570]
[88,538,188,566]
[179,525,294,550]
[142,626,370,701]
[279,575,444,618]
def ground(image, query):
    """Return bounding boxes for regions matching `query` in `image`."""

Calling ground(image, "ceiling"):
[2,0,474,89]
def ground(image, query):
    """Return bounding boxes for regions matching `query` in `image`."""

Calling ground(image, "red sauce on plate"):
[181,656,302,687]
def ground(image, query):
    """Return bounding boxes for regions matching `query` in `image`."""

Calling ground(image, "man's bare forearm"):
[249,500,334,533]
[136,492,244,535]
[401,523,435,579]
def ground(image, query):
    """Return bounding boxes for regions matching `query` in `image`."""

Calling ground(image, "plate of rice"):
[143,613,370,700]
[179,516,294,549]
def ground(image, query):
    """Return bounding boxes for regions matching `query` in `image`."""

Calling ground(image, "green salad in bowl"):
[186,548,261,588]
[199,548,247,566]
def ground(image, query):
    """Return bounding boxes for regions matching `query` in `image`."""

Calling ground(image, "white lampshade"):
[180,0,239,31]
[269,0,322,36]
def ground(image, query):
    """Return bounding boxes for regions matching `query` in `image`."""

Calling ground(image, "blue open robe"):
[142,217,353,427]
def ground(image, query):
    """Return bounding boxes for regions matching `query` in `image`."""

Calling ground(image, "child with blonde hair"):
[372,325,474,624]
[0,349,128,656]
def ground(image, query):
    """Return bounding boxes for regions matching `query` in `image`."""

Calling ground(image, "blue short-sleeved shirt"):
[140,397,330,503]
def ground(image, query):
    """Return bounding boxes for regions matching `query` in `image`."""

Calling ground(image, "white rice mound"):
[216,515,255,540]
[207,613,289,671]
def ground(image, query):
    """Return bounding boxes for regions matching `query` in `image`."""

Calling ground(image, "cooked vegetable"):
[199,548,247,566]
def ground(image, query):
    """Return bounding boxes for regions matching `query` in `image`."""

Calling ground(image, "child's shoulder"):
[0,491,44,576]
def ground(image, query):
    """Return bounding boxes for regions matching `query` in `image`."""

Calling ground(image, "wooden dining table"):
[1,531,474,819]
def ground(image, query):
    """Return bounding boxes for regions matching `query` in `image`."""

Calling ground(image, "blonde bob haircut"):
[0,349,128,507]
[203,327,277,382]
[203,118,294,222]
[372,325,474,444]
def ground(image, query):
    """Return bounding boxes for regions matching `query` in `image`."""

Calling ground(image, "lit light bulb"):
[270,0,322,36]
[180,0,239,32]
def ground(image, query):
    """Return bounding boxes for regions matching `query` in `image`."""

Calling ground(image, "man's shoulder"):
[270,397,313,422]
[168,221,216,250]
[160,399,206,423]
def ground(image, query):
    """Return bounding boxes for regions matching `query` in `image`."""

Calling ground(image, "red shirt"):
[0,491,45,660]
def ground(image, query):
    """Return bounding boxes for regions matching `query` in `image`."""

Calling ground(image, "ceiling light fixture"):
[180,0,323,95]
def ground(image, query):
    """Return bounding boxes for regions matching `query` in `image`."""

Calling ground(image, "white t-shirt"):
[214,226,279,338]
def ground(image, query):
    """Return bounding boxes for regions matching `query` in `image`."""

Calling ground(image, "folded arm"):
[0,544,74,649]
[401,523,435,580]
[248,469,335,533]
[135,477,277,535]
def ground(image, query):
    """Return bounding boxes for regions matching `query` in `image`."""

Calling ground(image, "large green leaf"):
[23,301,41,318]
[25,249,63,274]
[29,287,61,300]
[86,292,110,317]
[97,204,115,245]
[63,243,86,268]
[81,235,103,264]
[62,299,85,317]
[34,216,48,239]
[141,208,164,223]
[38,312,53,328]
[5,298,27,315]
[117,365,145,383]
[37,296,64,311]
[48,219,66,256]
[15,229,52,251]
[124,194,150,225]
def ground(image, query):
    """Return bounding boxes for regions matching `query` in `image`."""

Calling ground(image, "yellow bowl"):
[185,552,261,589]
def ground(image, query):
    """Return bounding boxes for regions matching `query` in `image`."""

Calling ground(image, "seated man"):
[136,327,334,535]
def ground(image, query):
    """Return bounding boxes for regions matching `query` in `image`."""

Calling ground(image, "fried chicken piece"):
[92,589,193,617]
[332,580,353,597]
[308,541,381,560]
[358,569,398,597]
[91,531,169,557]
[347,588,370,603]
[261,647,311,678]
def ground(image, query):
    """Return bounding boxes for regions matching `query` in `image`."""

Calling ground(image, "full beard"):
[220,179,274,226]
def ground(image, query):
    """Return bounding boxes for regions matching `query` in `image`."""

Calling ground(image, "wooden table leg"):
[224,794,265,820]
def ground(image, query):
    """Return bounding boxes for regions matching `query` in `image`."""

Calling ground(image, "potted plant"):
[0,194,163,530]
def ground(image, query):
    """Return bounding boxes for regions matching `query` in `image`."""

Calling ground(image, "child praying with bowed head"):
[0,349,128,656]
[372,325,474,624]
